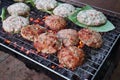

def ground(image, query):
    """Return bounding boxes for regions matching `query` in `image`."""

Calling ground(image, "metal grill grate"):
[0,0,120,80]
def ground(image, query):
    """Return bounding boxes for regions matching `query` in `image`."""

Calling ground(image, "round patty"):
[57,29,79,47]
[35,0,58,10]
[3,15,29,33]
[53,3,75,17]
[34,32,60,54]
[77,9,107,26]
[78,28,103,48]
[7,3,30,16]
[21,24,46,41]
[45,15,66,31]
[58,46,85,69]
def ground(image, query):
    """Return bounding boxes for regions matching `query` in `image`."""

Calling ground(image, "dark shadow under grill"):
[0,0,120,80]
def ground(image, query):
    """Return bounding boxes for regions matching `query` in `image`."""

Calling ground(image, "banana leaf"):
[25,0,35,7]
[0,8,6,21]
[68,5,115,32]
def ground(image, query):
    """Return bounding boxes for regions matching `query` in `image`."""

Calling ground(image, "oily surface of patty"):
[53,3,75,17]
[2,15,29,33]
[78,28,103,48]
[34,32,60,54]
[57,29,79,47]
[35,0,58,10]
[58,46,85,69]
[45,15,66,31]
[21,24,46,41]
[77,9,107,26]
[7,2,30,16]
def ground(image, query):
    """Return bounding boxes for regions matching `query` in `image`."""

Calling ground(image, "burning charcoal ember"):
[4,39,11,44]
[78,41,85,48]
[26,50,30,54]
[20,46,25,51]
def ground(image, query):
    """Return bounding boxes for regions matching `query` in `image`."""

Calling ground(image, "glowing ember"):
[4,39,11,44]
[30,17,34,21]
[51,65,55,69]
[26,50,30,54]
[43,16,48,19]
[78,41,84,48]
[39,21,44,25]
[29,49,36,54]
[34,19,40,23]
[58,64,64,68]
[13,42,17,47]
[20,46,24,51]
[44,55,48,58]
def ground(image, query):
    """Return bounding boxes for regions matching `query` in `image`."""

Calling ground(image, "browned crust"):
[45,15,66,31]
[21,24,46,41]
[78,28,103,48]
[58,46,85,69]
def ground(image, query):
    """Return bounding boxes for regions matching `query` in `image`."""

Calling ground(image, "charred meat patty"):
[34,32,60,54]
[58,46,85,69]
[78,28,103,48]
[57,29,79,47]
[21,24,46,41]
[45,15,66,31]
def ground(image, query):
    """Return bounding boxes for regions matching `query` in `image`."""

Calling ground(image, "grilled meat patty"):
[58,46,85,69]
[2,15,29,33]
[35,0,58,10]
[45,15,66,31]
[77,9,107,26]
[7,3,30,16]
[57,29,79,47]
[53,3,75,17]
[21,24,46,41]
[34,32,61,54]
[78,28,103,48]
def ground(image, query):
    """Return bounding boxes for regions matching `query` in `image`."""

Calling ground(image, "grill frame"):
[0,0,120,80]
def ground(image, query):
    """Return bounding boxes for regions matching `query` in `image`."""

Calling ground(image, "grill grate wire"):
[0,0,120,80]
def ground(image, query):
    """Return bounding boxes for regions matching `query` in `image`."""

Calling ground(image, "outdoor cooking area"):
[0,0,120,80]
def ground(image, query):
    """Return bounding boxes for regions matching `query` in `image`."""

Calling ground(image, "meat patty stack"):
[1,0,105,69]
[3,2,30,33]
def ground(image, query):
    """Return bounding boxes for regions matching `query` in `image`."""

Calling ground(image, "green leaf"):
[68,8,86,27]
[0,8,6,21]
[42,10,53,14]
[58,2,62,5]
[88,21,115,32]
[81,5,93,10]
[25,0,35,7]
[68,5,115,32]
